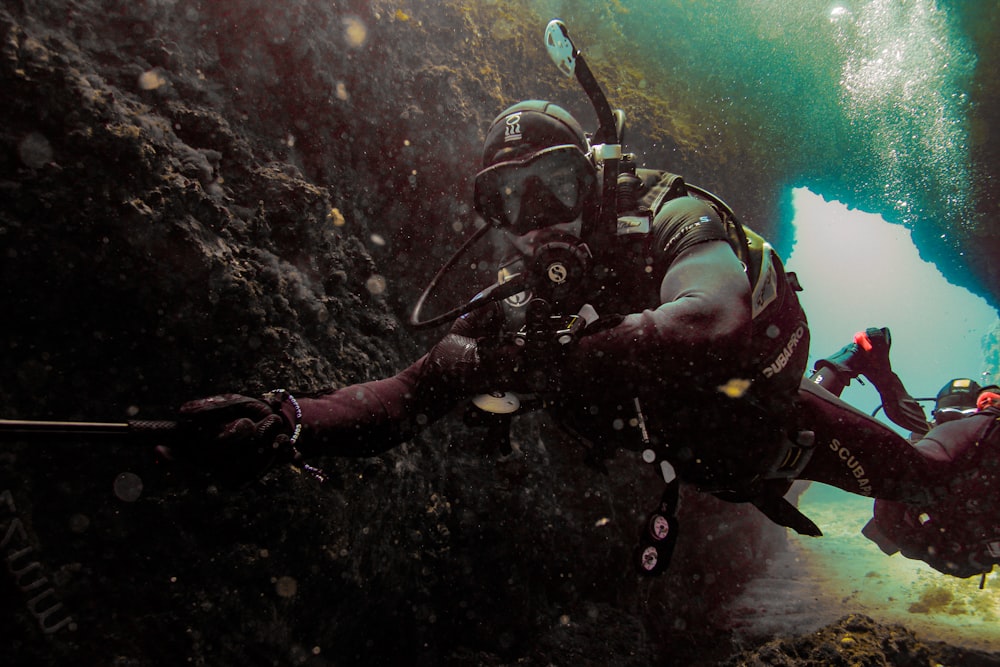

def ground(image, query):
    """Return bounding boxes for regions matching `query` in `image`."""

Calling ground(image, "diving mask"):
[473,145,597,235]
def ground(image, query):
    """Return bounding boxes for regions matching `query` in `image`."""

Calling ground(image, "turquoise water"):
[788,187,997,406]
[534,0,986,279]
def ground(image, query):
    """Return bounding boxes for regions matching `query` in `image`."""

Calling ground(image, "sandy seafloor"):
[719,483,1000,652]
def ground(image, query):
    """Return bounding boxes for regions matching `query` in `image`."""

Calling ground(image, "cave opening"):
[786,186,996,411]
[766,186,1000,647]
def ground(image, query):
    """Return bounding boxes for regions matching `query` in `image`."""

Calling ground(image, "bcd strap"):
[644,171,688,218]
[634,479,680,576]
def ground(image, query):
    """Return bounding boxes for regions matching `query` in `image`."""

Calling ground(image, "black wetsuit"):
[285,170,939,527]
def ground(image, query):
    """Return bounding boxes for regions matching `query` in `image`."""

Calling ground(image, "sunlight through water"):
[831,0,977,229]
[784,187,1000,649]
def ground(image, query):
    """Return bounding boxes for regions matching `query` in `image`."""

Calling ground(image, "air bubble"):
[365,274,387,295]
[18,132,53,169]
[343,17,368,47]
[275,575,298,598]
[113,472,143,502]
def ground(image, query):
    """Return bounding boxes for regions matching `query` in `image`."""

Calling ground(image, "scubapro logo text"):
[828,439,873,496]
[762,325,805,378]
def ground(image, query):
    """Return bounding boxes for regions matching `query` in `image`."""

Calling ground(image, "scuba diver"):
[872,377,1000,579]
[159,22,959,575]
[811,328,1000,579]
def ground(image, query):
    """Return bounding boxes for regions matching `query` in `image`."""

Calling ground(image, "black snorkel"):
[544,19,624,253]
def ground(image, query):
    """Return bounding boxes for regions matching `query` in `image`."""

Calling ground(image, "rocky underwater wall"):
[1,1,997,666]
[0,1,781,664]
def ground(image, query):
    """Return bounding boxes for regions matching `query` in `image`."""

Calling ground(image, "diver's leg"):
[793,379,935,504]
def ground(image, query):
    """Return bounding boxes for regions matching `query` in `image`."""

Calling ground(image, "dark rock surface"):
[1,1,997,665]
[724,613,1000,667]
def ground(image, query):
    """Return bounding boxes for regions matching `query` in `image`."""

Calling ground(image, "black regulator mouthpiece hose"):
[408,224,530,329]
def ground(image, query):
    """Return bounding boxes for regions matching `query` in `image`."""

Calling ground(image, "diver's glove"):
[160,393,295,483]
[420,301,522,394]
[425,330,523,394]
[814,327,892,382]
